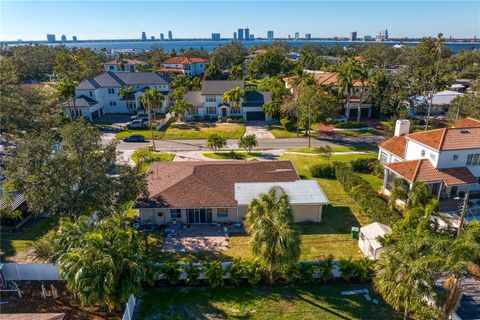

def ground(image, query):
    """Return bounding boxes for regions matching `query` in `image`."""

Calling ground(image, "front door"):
[221,108,227,117]
[187,209,213,224]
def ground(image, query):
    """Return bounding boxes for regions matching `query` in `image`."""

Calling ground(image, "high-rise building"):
[349,31,357,41]
[363,35,372,41]
[61,34,67,42]
[160,33,165,41]
[245,28,250,41]
[384,29,389,40]
[267,31,274,40]
[233,32,237,40]
[168,30,173,40]
[141,32,147,41]
[294,32,299,40]
[46,34,56,42]
[72,36,77,42]
[305,33,312,40]
[238,28,244,41]
[249,34,254,40]
[211,33,221,40]
[151,36,155,40]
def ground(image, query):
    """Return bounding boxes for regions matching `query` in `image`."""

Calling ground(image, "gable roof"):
[379,135,407,159]
[360,222,392,250]
[414,90,464,106]
[201,80,245,95]
[385,159,477,186]
[243,91,272,107]
[137,161,300,208]
[453,117,480,128]
[76,72,170,90]
[62,95,98,108]
[183,91,203,107]
[309,72,366,87]
[105,58,146,65]
[161,57,208,65]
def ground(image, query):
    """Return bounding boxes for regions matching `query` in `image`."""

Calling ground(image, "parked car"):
[123,134,145,142]
[126,119,148,129]
[336,116,348,123]
[131,111,152,121]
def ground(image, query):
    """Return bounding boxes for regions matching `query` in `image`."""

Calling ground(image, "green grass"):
[358,173,383,192]
[138,284,400,320]
[289,145,378,153]
[162,123,246,140]
[203,151,261,160]
[0,218,56,260]
[132,151,174,172]
[269,125,300,138]
[115,129,165,140]
[336,129,377,136]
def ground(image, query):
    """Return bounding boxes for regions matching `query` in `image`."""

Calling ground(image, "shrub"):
[335,121,368,129]
[185,263,201,286]
[370,160,384,178]
[310,164,335,178]
[227,260,249,286]
[160,262,183,285]
[32,231,55,261]
[314,256,335,282]
[280,118,291,131]
[245,260,264,285]
[205,261,225,288]
[350,158,378,173]
[339,258,374,282]
[227,117,234,123]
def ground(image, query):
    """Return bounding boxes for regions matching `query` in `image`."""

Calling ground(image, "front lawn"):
[131,148,174,172]
[269,125,299,138]
[289,145,378,153]
[336,129,377,136]
[1,217,55,261]
[138,284,400,320]
[203,151,261,160]
[162,123,245,140]
[115,129,164,140]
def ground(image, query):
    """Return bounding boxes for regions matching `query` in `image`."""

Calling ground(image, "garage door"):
[246,111,265,121]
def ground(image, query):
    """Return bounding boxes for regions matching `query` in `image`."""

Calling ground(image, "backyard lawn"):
[162,123,246,139]
[137,284,400,320]
[1,217,55,262]
[203,151,260,160]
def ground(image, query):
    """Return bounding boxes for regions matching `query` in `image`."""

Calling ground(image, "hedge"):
[310,164,335,178]
[334,163,401,225]
[335,121,369,129]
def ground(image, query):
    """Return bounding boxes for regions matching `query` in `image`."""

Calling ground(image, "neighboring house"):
[284,71,372,119]
[378,119,480,210]
[358,222,391,260]
[183,80,272,121]
[410,90,464,116]
[136,161,329,225]
[63,72,171,119]
[104,58,147,72]
[158,57,208,77]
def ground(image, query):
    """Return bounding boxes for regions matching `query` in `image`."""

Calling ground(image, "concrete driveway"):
[245,122,275,139]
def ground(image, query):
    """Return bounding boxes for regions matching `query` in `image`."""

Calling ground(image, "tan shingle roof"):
[137,161,300,208]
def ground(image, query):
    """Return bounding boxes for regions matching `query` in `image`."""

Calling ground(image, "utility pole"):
[308,101,311,148]
[148,97,156,151]
[456,191,469,238]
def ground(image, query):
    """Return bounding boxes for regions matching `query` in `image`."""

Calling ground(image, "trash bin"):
[351,227,360,239]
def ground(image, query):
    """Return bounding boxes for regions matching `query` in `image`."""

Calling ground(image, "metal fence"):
[122,294,137,320]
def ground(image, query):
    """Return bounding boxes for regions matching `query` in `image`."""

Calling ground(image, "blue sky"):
[1,1,479,41]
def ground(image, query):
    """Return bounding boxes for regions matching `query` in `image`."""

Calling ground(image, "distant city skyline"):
[0,1,479,41]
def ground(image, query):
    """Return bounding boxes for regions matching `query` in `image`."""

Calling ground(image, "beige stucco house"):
[136,161,329,225]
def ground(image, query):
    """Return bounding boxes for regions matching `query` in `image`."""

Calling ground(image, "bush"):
[32,231,55,261]
[280,118,292,131]
[205,261,225,288]
[160,262,183,285]
[310,164,335,178]
[339,258,374,282]
[185,263,202,286]
[314,256,335,282]
[350,158,378,174]
[227,117,234,123]
[335,121,369,129]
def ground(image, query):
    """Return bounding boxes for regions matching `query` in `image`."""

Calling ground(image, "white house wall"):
[404,139,440,167]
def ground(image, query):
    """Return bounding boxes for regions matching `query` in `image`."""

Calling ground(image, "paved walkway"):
[245,122,275,139]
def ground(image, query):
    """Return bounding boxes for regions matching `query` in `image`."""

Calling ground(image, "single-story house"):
[358,222,392,260]
[410,90,464,115]
[136,161,329,225]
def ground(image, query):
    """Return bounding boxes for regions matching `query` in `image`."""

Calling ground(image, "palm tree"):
[338,58,357,120]
[170,98,192,122]
[56,81,77,119]
[222,86,244,116]
[354,63,370,123]
[374,236,441,320]
[207,133,227,152]
[245,188,301,282]
[425,33,445,131]
[140,88,164,150]
[238,134,257,153]
[262,102,278,120]
[118,86,135,112]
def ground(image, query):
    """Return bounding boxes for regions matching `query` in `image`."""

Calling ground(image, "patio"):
[162,224,245,252]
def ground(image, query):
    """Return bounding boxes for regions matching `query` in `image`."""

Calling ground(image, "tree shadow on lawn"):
[297,205,361,235]
[171,123,216,131]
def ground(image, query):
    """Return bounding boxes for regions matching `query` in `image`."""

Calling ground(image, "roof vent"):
[459,129,470,133]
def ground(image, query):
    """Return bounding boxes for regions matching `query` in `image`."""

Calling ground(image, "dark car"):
[123,134,145,142]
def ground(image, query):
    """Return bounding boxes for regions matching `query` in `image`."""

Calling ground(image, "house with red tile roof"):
[378,119,480,206]
[158,57,208,78]
[283,71,372,120]
[136,161,329,225]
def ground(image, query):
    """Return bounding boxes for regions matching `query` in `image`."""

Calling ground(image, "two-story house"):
[104,58,147,72]
[63,72,171,119]
[284,71,372,119]
[182,80,272,121]
[378,119,480,208]
[158,57,208,78]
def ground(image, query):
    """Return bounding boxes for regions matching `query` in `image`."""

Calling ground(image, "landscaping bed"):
[162,122,246,140]
[137,284,400,320]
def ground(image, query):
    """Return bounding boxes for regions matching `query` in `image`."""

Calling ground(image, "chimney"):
[394,119,410,136]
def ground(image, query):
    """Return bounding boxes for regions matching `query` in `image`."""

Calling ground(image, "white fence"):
[122,294,137,320]
[1,263,61,281]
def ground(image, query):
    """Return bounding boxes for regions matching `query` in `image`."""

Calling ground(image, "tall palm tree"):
[245,188,301,282]
[263,102,278,120]
[118,86,135,112]
[56,81,78,119]
[425,33,445,131]
[140,88,164,151]
[222,86,244,116]
[338,58,357,120]
[354,63,370,123]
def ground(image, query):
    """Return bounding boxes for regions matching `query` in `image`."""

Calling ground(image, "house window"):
[380,152,388,164]
[429,153,436,161]
[188,107,199,115]
[170,209,181,219]
[109,65,114,70]
[206,107,217,114]
[216,208,229,218]
[108,88,115,94]
[453,154,458,161]
[467,154,480,166]
[127,101,136,109]
[230,106,241,114]
[206,96,216,103]
[109,101,116,106]
[89,91,93,97]
[421,150,425,157]
[157,212,163,217]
